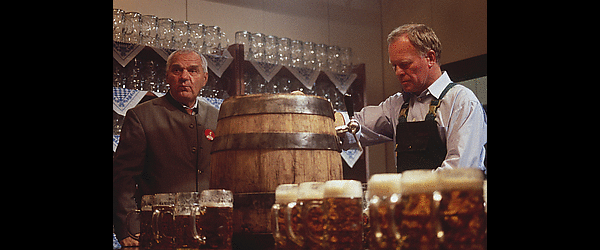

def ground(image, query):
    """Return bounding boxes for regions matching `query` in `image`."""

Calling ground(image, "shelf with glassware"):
[113,42,367,181]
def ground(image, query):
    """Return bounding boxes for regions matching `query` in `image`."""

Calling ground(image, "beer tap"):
[336,94,363,151]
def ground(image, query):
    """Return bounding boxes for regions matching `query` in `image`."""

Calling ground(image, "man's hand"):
[119,234,140,247]
[334,112,346,128]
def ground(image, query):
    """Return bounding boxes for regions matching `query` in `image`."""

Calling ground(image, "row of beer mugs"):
[126,189,233,249]
[271,168,486,250]
[235,31,353,74]
[271,179,365,250]
[113,8,229,55]
[366,168,487,250]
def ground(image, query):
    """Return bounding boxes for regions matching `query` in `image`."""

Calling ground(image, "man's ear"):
[425,50,436,68]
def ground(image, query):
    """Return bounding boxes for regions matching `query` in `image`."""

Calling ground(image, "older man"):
[113,50,219,246]
[341,24,487,173]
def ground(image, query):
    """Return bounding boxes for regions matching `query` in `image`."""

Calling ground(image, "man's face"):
[166,52,208,105]
[388,35,431,94]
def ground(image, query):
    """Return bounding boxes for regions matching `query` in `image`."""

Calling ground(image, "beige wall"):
[113,0,486,177]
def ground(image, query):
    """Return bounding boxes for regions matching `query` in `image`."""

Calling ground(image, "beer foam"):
[367,173,402,198]
[401,170,438,194]
[437,168,483,190]
[202,201,234,208]
[323,180,363,198]
[275,184,298,204]
[298,182,325,200]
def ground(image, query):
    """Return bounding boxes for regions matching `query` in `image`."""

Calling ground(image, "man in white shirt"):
[340,24,487,173]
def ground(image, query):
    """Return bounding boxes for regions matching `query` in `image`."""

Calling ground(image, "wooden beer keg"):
[210,93,343,193]
[209,94,343,248]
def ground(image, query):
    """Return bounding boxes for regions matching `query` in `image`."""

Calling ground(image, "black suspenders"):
[397,82,457,124]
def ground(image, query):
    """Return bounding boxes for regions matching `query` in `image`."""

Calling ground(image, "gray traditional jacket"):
[113,92,219,240]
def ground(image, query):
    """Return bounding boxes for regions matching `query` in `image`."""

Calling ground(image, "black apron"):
[395,83,456,173]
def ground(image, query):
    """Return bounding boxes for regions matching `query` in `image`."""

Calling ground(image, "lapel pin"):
[205,129,215,141]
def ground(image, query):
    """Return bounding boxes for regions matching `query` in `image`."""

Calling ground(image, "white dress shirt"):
[342,72,487,172]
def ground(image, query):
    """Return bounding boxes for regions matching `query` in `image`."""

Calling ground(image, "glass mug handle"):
[125,209,141,241]
[303,200,324,246]
[151,208,173,242]
[190,205,206,244]
[271,204,283,242]
[284,202,304,247]
[387,193,402,247]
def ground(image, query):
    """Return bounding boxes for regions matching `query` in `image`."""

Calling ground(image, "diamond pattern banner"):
[113,41,145,67]
[204,50,234,78]
[287,66,319,90]
[250,60,283,82]
[325,71,357,94]
[113,87,148,116]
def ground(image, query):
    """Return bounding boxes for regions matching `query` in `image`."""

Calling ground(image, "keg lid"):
[217,94,335,120]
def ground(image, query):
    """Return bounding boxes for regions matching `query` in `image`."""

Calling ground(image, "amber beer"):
[322,180,363,250]
[437,168,486,250]
[271,184,300,250]
[174,192,203,249]
[199,189,234,250]
[152,193,176,249]
[126,194,154,249]
[285,182,325,250]
[366,173,402,250]
[393,170,440,250]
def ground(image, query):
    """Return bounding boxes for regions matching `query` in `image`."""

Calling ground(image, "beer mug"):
[151,193,176,248]
[271,184,299,250]
[285,182,325,249]
[437,168,486,250]
[322,180,364,250]
[199,189,234,250]
[174,192,204,249]
[125,194,154,248]
[389,170,440,250]
[366,174,402,250]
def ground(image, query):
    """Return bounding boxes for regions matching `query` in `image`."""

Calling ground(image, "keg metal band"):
[211,132,341,153]
[217,94,335,120]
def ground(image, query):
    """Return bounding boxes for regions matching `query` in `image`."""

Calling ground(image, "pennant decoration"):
[341,148,363,168]
[204,50,234,78]
[113,134,120,152]
[113,41,145,67]
[325,71,357,94]
[151,46,177,61]
[199,96,224,110]
[250,60,283,82]
[287,66,320,90]
[113,87,148,116]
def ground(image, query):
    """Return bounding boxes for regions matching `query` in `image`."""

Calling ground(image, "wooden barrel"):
[210,93,343,193]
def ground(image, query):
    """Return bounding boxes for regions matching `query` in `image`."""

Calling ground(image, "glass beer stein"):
[271,184,299,250]
[174,192,204,249]
[389,170,440,250]
[151,193,176,249]
[285,182,325,250]
[125,194,154,249]
[437,168,486,250]
[322,180,364,250]
[199,189,234,250]
[367,173,402,250]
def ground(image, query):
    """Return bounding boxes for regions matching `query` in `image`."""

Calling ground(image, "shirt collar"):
[424,71,452,99]
[166,91,199,112]
[181,98,199,110]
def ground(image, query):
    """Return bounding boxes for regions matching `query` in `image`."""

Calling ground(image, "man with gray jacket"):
[113,50,219,246]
